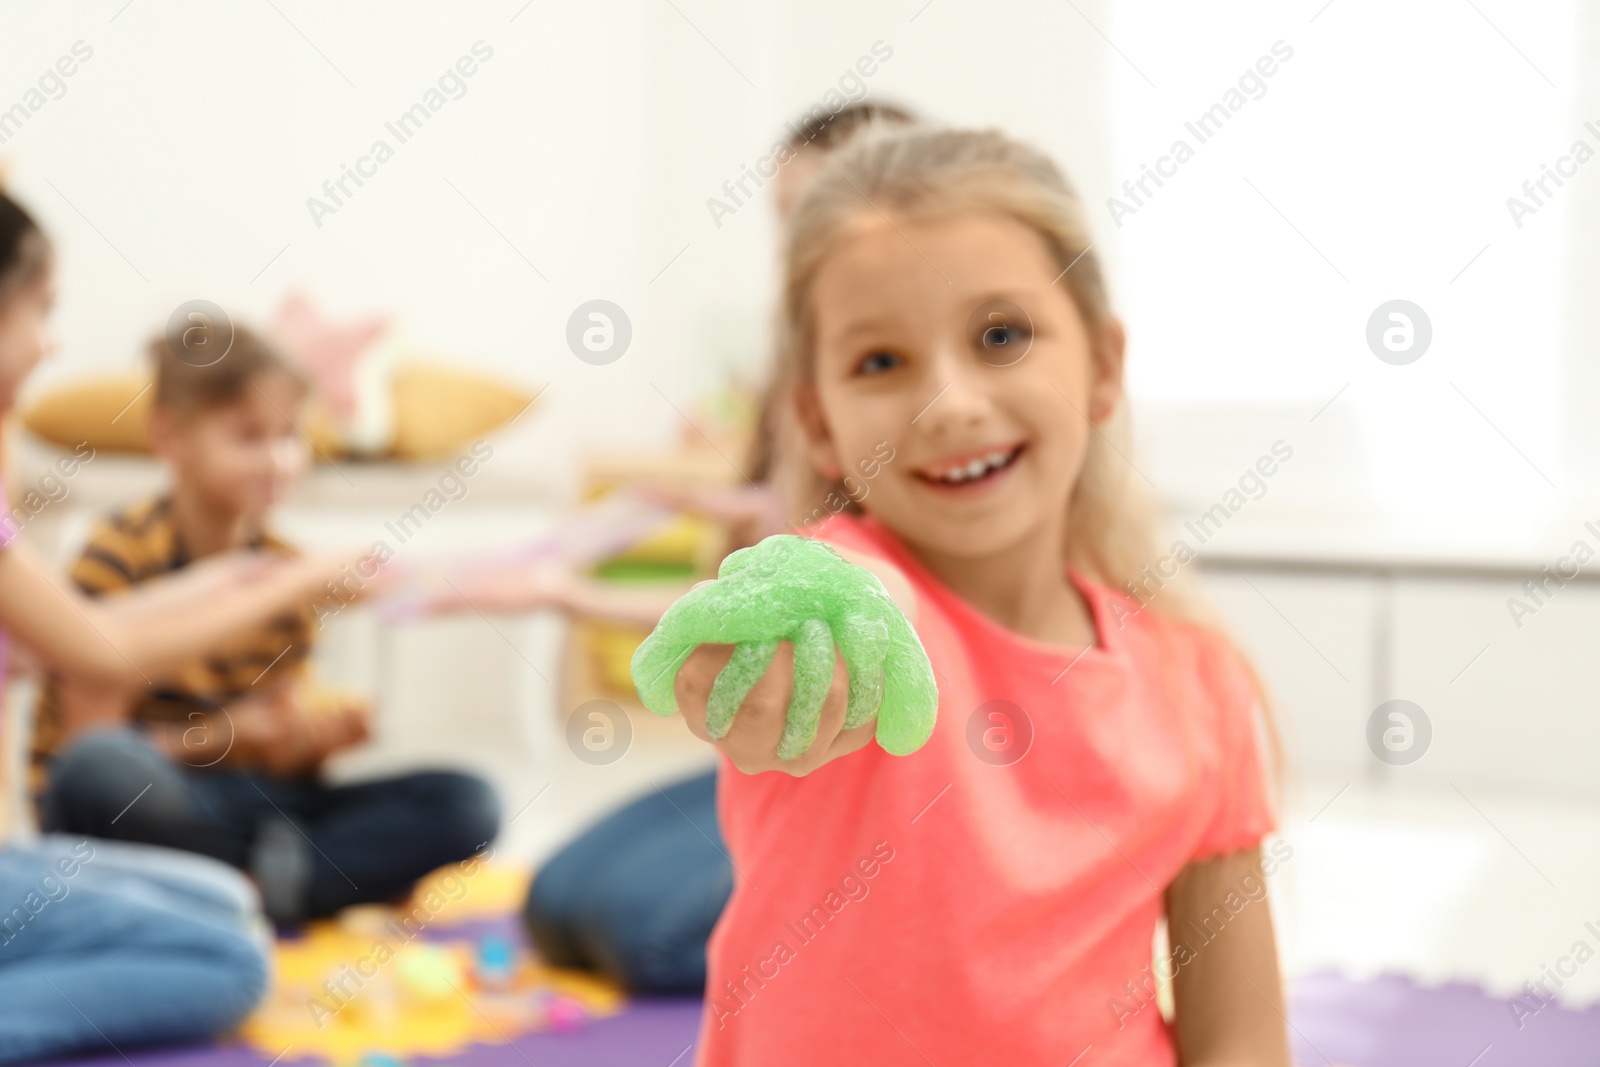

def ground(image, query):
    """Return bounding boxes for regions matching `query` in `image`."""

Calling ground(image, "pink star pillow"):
[272,293,390,421]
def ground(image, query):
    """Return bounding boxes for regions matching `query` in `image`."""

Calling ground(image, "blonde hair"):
[763,124,1283,779]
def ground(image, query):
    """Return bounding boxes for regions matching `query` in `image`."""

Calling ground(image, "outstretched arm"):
[88,548,304,624]
[1167,846,1290,1066]
[422,542,912,633]
[0,542,368,688]
[424,561,695,629]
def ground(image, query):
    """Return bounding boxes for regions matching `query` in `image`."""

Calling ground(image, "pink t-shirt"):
[695,513,1274,1067]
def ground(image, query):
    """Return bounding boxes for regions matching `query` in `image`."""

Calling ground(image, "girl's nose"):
[920,342,997,432]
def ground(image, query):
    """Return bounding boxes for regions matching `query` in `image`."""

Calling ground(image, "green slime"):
[630,535,938,759]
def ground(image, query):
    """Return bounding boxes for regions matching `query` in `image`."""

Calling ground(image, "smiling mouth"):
[914,443,1026,487]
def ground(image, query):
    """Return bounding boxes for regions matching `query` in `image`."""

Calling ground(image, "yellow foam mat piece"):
[240,865,623,1061]
[406,862,531,925]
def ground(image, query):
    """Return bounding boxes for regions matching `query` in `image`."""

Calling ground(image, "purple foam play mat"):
[41,970,1600,1067]
[1287,972,1600,1066]
[46,998,703,1067]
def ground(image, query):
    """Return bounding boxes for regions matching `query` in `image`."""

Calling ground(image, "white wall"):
[1107,0,1588,529]
[6,1,1589,529]
[0,0,1111,501]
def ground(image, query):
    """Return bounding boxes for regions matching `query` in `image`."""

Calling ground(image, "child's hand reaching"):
[296,545,397,602]
[422,561,576,616]
[104,546,395,635]
[632,482,786,541]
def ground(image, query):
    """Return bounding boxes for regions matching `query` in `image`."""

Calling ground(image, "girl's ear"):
[792,382,844,481]
[1089,315,1127,425]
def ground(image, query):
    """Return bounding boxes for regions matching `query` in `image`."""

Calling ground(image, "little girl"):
[0,187,371,1061]
[672,127,1290,1065]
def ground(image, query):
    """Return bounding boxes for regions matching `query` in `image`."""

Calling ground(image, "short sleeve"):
[1192,636,1277,860]
[68,520,141,597]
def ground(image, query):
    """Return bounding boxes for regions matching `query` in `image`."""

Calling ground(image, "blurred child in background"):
[34,322,500,927]
[0,187,361,1062]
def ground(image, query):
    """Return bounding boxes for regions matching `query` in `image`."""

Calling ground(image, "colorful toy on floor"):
[475,934,516,991]
[630,534,939,758]
[240,869,620,1061]
[396,943,463,1000]
[541,992,587,1033]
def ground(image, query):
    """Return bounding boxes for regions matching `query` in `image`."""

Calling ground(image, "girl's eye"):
[978,322,1030,352]
[972,311,1034,367]
[857,350,901,375]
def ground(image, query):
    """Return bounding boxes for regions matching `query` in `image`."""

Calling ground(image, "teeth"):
[931,448,1015,483]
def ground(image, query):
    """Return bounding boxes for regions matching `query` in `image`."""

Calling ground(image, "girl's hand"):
[674,640,877,776]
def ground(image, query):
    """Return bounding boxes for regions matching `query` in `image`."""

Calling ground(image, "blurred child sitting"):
[0,185,381,1063]
[33,325,499,926]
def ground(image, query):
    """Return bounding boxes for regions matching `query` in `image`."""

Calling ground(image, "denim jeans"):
[524,770,731,993]
[41,728,501,924]
[0,835,269,1064]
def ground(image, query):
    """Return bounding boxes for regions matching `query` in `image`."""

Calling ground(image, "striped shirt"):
[30,495,315,792]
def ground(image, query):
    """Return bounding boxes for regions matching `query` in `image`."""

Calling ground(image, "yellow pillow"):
[388,362,536,461]
[19,363,535,463]
[19,372,154,454]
